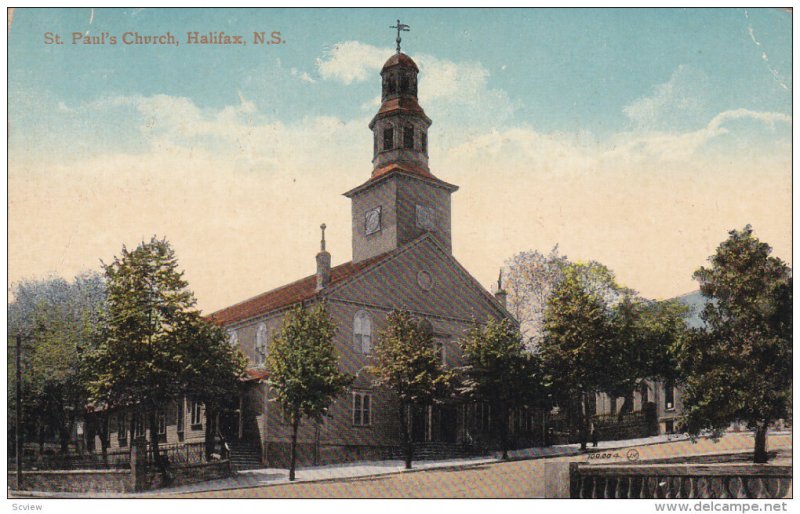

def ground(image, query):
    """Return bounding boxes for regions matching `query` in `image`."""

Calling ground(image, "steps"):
[228,441,262,470]
[384,442,489,461]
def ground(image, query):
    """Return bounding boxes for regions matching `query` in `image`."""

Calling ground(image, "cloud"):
[290,67,315,83]
[316,41,388,84]
[623,65,709,129]
[608,108,791,161]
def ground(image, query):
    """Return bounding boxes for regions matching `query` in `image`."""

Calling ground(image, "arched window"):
[227,329,238,347]
[421,132,427,153]
[403,126,414,149]
[383,127,394,151]
[353,310,372,354]
[256,323,268,366]
[400,74,409,93]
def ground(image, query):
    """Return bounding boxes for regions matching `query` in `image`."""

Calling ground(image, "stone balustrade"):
[568,463,792,499]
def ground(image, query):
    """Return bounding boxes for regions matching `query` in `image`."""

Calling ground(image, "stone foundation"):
[8,469,134,493]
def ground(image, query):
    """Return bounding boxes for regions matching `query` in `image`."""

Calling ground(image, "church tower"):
[345,33,458,263]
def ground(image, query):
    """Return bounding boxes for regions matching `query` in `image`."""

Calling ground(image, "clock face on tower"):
[416,204,435,231]
[365,206,381,235]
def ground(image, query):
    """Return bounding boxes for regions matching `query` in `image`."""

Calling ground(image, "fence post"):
[130,440,148,492]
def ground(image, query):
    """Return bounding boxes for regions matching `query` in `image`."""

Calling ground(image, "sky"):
[8,7,792,313]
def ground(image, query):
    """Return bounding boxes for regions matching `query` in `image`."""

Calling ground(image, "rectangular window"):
[665,381,675,411]
[421,132,427,153]
[352,392,372,426]
[157,410,167,435]
[190,401,203,427]
[403,126,414,149]
[116,413,128,446]
[383,128,394,151]
[133,413,145,439]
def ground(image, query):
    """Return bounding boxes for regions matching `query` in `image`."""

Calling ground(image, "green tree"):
[540,263,619,450]
[458,317,539,459]
[181,313,247,459]
[606,296,687,419]
[8,272,106,457]
[265,304,352,481]
[370,310,450,469]
[675,226,791,463]
[87,237,202,477]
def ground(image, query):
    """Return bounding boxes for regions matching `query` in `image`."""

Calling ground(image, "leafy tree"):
[503,247,569,349]
[265,303,352,481]
[504,247,625,350]
[370,310,450,469]
[458,317,540,459]
[540,263,620,450]
[606,296,688,418]
[7,272,106,457]
[675,226,791,463]
[181,313,247,459]
[87,237,201,477]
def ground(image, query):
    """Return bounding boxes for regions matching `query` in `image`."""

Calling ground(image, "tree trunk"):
[754,421,769,464]
[99,412,109,466]
[578,391,589,451]
[499,403,510,460]
[289,417,299,481]
[148,409,166,475]
[204,405,215,460]
[402,404,413,470]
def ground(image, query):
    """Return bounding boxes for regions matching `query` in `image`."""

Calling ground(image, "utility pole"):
[15,333,23,490]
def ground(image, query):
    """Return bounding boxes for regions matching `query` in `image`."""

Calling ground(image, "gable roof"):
[208,252,392,325]
[324,233,515,323]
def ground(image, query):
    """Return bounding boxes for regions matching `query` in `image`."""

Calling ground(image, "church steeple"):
[345,31,458,264]
[369,50,431,176]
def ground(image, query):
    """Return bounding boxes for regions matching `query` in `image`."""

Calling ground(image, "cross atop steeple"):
[320,223,327,252]
[390,19,410,53]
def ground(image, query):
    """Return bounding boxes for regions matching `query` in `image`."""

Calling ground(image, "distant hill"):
[673,290,707,329]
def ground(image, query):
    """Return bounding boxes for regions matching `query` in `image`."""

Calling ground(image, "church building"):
[205,45,517,466]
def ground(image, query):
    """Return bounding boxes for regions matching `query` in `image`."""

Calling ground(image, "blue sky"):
[8,8,792,311]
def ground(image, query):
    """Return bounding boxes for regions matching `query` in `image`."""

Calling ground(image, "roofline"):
[343,169,459,198]
[324,232,516,324]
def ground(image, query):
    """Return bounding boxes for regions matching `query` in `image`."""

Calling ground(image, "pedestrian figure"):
[591,426,599,448]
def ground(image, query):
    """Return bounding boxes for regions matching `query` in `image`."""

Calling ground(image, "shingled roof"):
[208,252,392,325]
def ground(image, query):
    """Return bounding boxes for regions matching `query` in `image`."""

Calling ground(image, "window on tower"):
[421,132,427,153]
[383,127,394,151]
[400,74,409,93]
[387,77,396,95]
[403,126,414,149]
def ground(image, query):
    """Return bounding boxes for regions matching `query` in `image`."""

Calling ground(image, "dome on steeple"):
[382,52,419,72]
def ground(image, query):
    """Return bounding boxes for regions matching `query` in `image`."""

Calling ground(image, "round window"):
[417,270,433,291]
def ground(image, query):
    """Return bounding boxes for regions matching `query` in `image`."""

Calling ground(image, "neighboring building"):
[592,291,705,438]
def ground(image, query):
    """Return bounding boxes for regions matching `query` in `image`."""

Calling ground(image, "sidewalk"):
[14,431,787,498]
[143,432,692,496]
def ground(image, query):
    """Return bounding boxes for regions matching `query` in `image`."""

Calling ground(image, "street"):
[154,433,791,498]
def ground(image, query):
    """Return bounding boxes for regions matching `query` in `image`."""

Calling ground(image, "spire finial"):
[390,19,410,54]
[497,269,503,291]
[320,223,327,252]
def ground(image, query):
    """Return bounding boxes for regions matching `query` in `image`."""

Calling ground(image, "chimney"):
[316,223,331,291]
[494,269,507,309]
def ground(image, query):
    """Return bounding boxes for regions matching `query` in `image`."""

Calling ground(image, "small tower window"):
[387,77,397,95]
[421,132,427,153]
[403,126,414,149]
[400,74,410,93]
[383,127,394,151]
